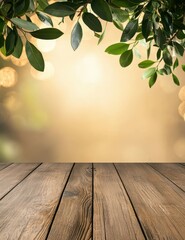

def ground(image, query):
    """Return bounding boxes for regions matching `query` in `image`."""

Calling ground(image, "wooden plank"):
[115,163,185,240]
[150,163,185,192]
[0,163,39,200]
[93,164,145,240]
[0,163,73,240]
[47,163,92,240]
[0,163,11,171]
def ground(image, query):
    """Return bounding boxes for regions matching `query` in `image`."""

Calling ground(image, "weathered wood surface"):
[47,163,92,240]
[0,163,73,240]
[150,163,185,192]
[0,163,185,240]
[115,163,185,240]
[93,164,145,240]
[0,163,11,171]
[0,163,40,200]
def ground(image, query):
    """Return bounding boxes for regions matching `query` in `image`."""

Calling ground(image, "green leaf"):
[12,35,23,58]
[44,2,76,17]
[121,19,138,42]
[119,49,133,67]
[91,0,112,22]
[36,11,53,27]
[113,20,123,31]
[155,27,166,50]
[143,67,156,79]
[37,0,49,10]
[0,18,5,34]
[163,49,172,66]
[158,68,167,75]
[97,26,106,44]
[5,28,17,56]
[71,21,83,51]
[147,41,152,59]
[177,31,185,40]
[163,64,171,75]
[112,0,145,8]
[1,3,13,18]
[182,65,185,72]
[149,72,157,88]
[14,0,30,16]
[138,60,155,68]
[0,35,4,48]
[82,12,102,32]
[173,58,179,70]
[135,32,144,41]
[172,73,180,86]
[111,7,129,23]
[11,18,38,31]
[30,28,63,39]
[173,42,184,57]
[105,42,129,55]
[28,0,35,11]
[156,49,161,60]
[142,18,152,40]
[25,41,44,71]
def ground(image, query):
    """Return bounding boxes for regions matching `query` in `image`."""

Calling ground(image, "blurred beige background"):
[0,19,185,163]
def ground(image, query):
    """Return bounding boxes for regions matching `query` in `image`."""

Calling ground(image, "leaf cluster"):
[0,0,185,87]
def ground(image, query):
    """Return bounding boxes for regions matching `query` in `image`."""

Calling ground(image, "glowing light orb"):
[0,67,17,88]
[178,86,185,101]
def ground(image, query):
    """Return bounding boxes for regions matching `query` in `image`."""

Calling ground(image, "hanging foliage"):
[0,0,185,87]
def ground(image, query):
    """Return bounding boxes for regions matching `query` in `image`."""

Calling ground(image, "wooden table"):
[0,163,185,240]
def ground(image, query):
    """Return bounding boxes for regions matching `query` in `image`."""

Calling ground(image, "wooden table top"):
[0,163,185,240]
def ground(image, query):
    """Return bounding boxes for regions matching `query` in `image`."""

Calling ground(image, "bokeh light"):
[178,101,185,120]
[178,86,185,101]
[0,67,17,88]
[11,48,28,67]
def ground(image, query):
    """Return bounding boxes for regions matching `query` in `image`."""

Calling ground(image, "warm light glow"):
[4,92,20,112]
[36,39,56,53]
[31,61,55,80]
[11,48,28,67]
[174,138,185,159]
[178,86,185,101]
[74,54,102,84]
[0,67,17,87]
[0,52,11,61]
[178,101,185,119]
[1,22,185,163]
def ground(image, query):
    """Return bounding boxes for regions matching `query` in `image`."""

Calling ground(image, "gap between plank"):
[0,163,42,201]
[45,163,75,240]
[113,164,147,240]
[148,163,185,194]
[92,163,94,240]
[0,163,13,171]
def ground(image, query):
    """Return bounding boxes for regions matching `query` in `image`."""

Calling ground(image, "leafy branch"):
[0,0,185,87]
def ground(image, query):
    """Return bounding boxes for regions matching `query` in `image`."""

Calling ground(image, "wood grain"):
[47,163,92,240]
[115,163,185,240]
[0,163,73,240]
[0,163,39,199]
[150,163,185,192]
[0,163,11,171]
[93,164,145,240]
